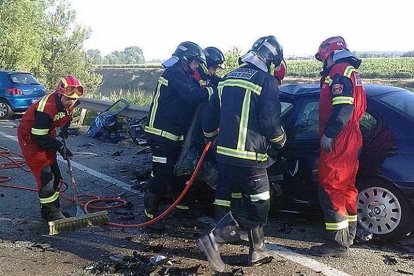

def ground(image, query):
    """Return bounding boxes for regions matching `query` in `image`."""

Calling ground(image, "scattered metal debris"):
[28,242,56,252]
[382,254,398,265]
[67,128,79,136]
[78,143,95,147]
[131,180,150,193]
[112,150,123,156]
[158,264,202,276]
[397,269,414,275]
[85,251,186,275]
[231,267,245,275]
[356,228,373,242]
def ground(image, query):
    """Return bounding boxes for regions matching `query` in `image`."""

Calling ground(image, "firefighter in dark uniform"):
[197,36,287,272]
[192,46,225,87]
[143,41,214,230]
[193,46,241,222]
[310,36,367,257]
[213,53,287,224]
[17,76,83,222]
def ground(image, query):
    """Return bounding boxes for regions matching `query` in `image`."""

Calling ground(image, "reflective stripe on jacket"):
[203,63,284,168]
[145,62,212,144]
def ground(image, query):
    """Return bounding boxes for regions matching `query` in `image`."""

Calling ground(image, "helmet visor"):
[64,86,84,99]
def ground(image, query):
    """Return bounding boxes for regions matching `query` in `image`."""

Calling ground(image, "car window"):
[291,100,377,140]
[377,91,414,120]
[281,102,293,115]
[8,73,41,85]
[293,101,320,140]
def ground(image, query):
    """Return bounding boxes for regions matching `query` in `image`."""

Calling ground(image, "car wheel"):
[357,178,413,240]
[0,99,14,119]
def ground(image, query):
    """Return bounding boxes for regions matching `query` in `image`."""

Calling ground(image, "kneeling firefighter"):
[197,35,287,272]
[17,76,83,222]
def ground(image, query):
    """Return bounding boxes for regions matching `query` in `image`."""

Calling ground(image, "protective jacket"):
[145,62,214,145]
[203,63,285,168]
[17,93,73,189]
[318,57,367,231]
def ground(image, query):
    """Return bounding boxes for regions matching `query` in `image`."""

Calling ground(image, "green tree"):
[102,46,145,64]
[39,0,102,92]
[103,51,123,64]
[402,51,414,58]
[221,47,242,76]
[86,49,103,64]
[0,0,45,70]
[123,46,145,64]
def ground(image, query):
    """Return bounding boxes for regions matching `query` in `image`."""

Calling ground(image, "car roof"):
[279,83,408,98]
[0,70,31,74]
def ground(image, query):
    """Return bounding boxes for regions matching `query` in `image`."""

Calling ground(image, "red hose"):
[0,142,212,228]
[86,141,212,227]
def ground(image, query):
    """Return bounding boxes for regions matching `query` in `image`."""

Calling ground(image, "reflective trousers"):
[18,133,61,205]
[217,162,270,230]
[148,141,191,208]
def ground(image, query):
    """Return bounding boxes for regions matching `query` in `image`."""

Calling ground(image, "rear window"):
[377,90,414,120]
[8,73,41,85]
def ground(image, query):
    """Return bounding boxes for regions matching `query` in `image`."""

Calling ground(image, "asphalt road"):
[0,119,413,276]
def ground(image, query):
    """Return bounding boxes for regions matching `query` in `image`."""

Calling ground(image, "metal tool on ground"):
[48,137,109,235]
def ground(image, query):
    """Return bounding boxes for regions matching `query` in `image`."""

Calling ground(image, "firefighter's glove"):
[58,145,73,160]
[321,134,334,152]
[59,127,69,139]
[267,143,280,159]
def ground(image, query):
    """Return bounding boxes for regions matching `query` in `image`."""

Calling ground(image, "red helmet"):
[272,59,287,84]
[315,36,347,61]
[56,76,84,99]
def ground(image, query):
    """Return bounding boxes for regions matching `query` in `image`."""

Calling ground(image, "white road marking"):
[0,130,136,193]
[266,242,351,276]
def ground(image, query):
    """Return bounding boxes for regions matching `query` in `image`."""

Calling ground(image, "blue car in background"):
[0,71,46,119]
[268,84,414,240]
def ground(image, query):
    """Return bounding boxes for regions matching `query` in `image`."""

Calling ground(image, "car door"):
[267,95,322,212]
[283,96,321,208]
[273,95,380,213]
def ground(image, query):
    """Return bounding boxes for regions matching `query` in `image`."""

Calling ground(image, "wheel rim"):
[0,102,7,117]
[357,186,402,235]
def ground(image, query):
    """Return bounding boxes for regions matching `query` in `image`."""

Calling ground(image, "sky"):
[69,0,414,61]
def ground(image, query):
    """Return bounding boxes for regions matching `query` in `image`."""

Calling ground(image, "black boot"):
[214,207,241,244]
[214,205,229,223]
[143,192,164,230]
[349,221,357,246]
[309,228,349,257]
[197,212,240,272]
[230,197,242,214]
[247,226,274,266]
[40,200,66,222]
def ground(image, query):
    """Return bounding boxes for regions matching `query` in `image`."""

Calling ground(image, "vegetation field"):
[94,57,414,106]
[286,58,414,79]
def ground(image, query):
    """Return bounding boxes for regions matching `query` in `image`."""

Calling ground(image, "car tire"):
[0,99,14,119]
[357,178,414,240]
